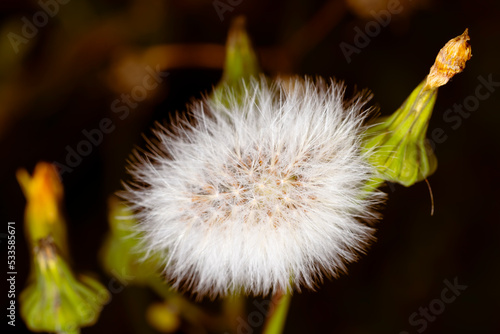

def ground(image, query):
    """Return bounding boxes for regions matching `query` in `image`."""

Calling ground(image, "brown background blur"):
[1,0,499,333]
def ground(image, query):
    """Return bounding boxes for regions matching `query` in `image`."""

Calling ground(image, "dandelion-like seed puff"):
[123,76,385,298]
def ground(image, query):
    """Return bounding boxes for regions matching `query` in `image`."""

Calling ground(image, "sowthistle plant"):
[17,18,471,334]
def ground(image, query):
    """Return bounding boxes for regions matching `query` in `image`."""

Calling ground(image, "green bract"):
[363,80,438,187]
[20,238,109,333]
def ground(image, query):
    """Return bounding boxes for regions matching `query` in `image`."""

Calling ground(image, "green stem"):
[262,292,292,334]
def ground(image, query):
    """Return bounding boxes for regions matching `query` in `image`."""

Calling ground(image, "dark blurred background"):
[1,0,499,333]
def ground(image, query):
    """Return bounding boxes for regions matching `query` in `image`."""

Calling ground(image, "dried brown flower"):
[425,29,472,90]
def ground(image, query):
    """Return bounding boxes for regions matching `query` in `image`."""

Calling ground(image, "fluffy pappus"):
[122,76,385,298]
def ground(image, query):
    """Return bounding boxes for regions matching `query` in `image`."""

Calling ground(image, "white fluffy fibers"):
[123,76,384,298]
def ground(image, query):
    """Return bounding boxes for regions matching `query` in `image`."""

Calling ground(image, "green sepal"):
[363,80,438,187]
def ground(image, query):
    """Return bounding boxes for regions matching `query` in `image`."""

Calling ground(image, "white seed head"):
[122,76,385,298]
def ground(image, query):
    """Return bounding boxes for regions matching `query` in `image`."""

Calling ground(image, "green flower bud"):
[212,16,261,107]
[364,80,438,187]
[221,16,260,87]
[364,29,471,187]
[20,238,109,333]
[146,301,181,333]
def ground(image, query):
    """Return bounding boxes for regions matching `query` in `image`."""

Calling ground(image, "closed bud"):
[212,15,261,108]
[363,80,438,187]
[364,29,471,187]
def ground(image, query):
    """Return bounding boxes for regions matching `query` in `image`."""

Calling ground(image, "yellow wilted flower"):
[425,29,472,90]
[17,162,67,255]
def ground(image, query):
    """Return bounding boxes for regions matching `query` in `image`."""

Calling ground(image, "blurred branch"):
[113,0,347,75]
[0,0,348,143]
